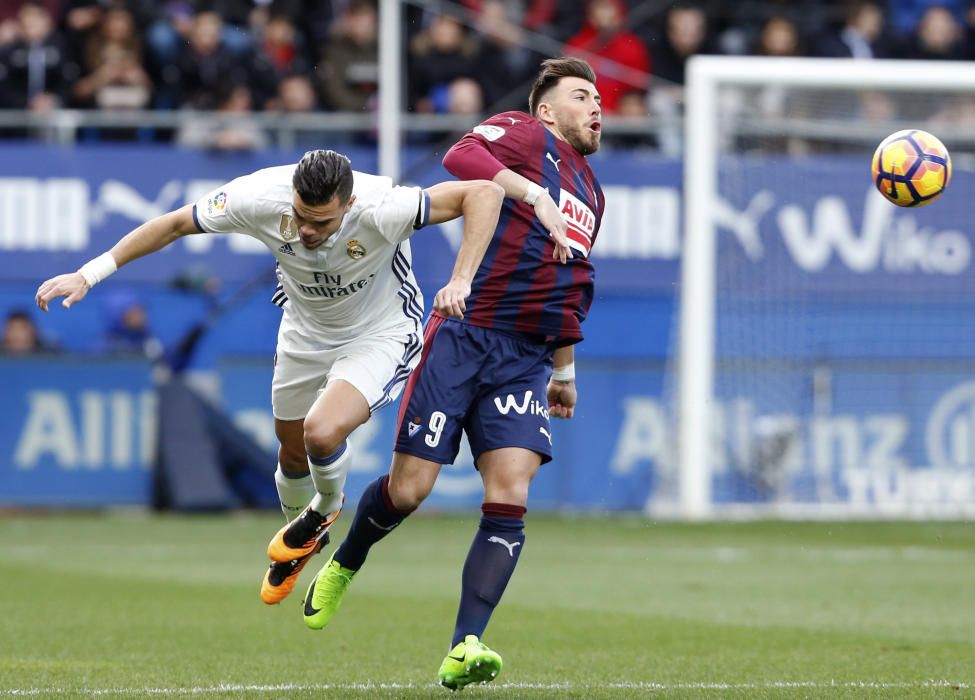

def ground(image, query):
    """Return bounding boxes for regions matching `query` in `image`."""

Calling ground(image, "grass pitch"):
[1,513,972,698]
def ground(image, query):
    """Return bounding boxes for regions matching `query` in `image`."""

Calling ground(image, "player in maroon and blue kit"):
[302,58,604,690]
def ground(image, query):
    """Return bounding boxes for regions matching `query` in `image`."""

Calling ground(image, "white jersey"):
[193,165,429,348]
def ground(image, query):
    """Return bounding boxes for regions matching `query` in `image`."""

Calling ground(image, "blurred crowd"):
[3,1,973,356]
[1,293,160,357]
[1,0,974,144]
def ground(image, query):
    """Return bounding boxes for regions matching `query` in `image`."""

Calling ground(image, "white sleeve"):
[370,185,431,244]
[192,176,258,234]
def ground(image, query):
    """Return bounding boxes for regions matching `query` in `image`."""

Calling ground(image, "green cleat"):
[437,635,503,691]
[303,555,356,630]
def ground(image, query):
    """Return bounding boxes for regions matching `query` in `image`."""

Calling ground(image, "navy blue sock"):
[451,503,526,647]
[333,475,411,571]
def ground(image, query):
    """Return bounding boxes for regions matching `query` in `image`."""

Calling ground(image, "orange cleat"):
[267,500,343,563]
[261,531,330,605]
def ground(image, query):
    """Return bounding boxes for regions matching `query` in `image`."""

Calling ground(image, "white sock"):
[274,465,315,522]
[308,440,351,516]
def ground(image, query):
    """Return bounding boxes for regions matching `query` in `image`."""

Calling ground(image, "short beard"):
[561,122,600,156]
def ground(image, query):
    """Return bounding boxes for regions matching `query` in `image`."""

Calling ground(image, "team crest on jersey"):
[207,191,227,214]
[473,124,505,141]
[558,189,595,258]
[279,214,298,241]
[408,419,422,438]
[347,240,367,259]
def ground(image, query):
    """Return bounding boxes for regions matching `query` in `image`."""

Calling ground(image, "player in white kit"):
[35,149,505,604]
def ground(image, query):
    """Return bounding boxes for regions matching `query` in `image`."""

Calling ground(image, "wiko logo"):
[777,190,970,275]
[493,390,549,419]
[725,189,970,275]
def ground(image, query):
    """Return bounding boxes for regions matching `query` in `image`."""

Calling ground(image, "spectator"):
[60,0,158,64]
[317,0,378,112]
[267,71,320,113]
[446,76,484,115]
[718,0,825,54]
[442,0,584,40]
[169,11,253,109]
[651,2,711,86]
[905,5,966,59]
[256,12,309,78]
[71,6,152,110]
[644,3,711,156]
[887,0,963,34]
[522,0,586,42]
[176,81,269,150]
[408,12,480,113]
[0,1,78,113]
[816,1,893,59]
[752,15,803,57]
[1,0,59,47]
[741,15,808,154]
[855,89,897,131]
[565,0,651,114]
[101,292,161,357]
[472,0,545,112]
[60,0,107,62]
[2,309,57,355]
[606,88,656,150]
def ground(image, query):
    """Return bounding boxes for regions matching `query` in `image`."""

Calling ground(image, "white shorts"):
[271,315,423,421]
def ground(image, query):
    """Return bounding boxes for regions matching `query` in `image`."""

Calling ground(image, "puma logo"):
[539,426,552,446]
[488,536,522,557]
[546,152,561,172]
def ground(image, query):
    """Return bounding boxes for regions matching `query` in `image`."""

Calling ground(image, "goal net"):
[664,57,975,519]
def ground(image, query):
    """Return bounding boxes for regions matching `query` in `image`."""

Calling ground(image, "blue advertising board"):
[0,357,154,505]
[2,144,974,514]
[2,145,974,297]
[4,356,974,513]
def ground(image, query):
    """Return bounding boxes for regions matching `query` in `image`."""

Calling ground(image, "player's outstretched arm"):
[35,204,200,312]
[443,138,571,264]
[547,345,576,419]
[423,179,505,319]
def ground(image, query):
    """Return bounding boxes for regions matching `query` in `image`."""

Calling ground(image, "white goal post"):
[678,56,975,519]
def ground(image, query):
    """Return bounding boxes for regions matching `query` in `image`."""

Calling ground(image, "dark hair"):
[528,57,597,117]
[292,149,354,206]
[5,309,33,324]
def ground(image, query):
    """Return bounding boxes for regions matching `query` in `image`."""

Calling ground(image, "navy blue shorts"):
[394,315,554,465]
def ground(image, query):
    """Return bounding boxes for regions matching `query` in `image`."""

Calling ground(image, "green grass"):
[1,514,973,698]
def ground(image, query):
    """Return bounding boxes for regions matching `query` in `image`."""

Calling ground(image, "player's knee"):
[302,420,346,459]
[484,478,530,508]
[386,474,434,512]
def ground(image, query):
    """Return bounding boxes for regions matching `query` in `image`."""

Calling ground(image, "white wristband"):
[552,363,575,382]
[78,252,117,288]
[522,182,546,207]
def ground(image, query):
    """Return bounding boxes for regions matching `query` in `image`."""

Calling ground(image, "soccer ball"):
[871,129,951,207]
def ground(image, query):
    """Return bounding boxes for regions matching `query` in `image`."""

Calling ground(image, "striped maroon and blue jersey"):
[443,111,604,345]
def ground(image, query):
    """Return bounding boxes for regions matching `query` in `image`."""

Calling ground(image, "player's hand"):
[35,272,90,311]
[534,191,571,264]
[547,378,576,419]
[433,276,472,319]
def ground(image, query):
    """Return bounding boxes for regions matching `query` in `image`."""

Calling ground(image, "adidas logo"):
[278,243,296,256]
